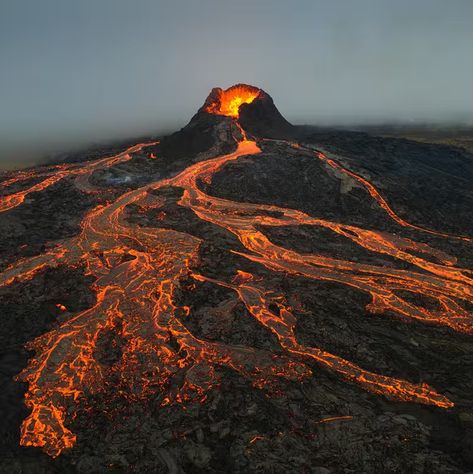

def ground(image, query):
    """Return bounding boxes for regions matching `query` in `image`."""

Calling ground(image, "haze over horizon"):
[1,0,473,168]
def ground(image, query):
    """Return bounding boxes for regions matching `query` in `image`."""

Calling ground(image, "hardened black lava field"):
[1,85,473,473]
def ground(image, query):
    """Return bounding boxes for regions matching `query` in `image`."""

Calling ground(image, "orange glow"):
[249,435,265,444]
[1,116,471,458]
[204,85,260,117]
[316,416,354,424]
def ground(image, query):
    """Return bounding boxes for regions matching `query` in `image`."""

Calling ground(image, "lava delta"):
[1,84,473,472]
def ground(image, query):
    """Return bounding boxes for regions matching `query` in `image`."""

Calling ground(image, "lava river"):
[0,128,472,457]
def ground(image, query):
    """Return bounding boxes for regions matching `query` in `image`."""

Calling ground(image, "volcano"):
[199,84,293,138]
[157,84,294,163]
[1,85,473,472]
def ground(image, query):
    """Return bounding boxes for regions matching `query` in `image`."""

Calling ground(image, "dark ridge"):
[239,90,295,139]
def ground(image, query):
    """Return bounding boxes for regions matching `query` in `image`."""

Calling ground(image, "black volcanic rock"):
[238,90,294,139]
[301,129,473,237]
[154,114,235,164]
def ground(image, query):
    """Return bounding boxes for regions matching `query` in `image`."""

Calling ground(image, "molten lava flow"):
[0,122,472,457]
[313,149,473,243]
[204,84,260,117]
[0,142,159,213]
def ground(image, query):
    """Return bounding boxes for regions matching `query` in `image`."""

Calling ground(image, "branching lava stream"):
[0,119,472,458]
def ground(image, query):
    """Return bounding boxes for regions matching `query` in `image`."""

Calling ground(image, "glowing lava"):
[0,105,471,458]
[204,84,261,117]
[314,149,473,242]
[0,142,159,213]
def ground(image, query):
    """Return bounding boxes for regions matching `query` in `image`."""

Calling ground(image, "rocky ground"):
[1,89,473,473]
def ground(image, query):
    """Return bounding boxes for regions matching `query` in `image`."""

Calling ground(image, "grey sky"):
[1,0,473,167]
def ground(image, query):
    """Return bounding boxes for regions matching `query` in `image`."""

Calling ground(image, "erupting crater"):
[203,84,261,117]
